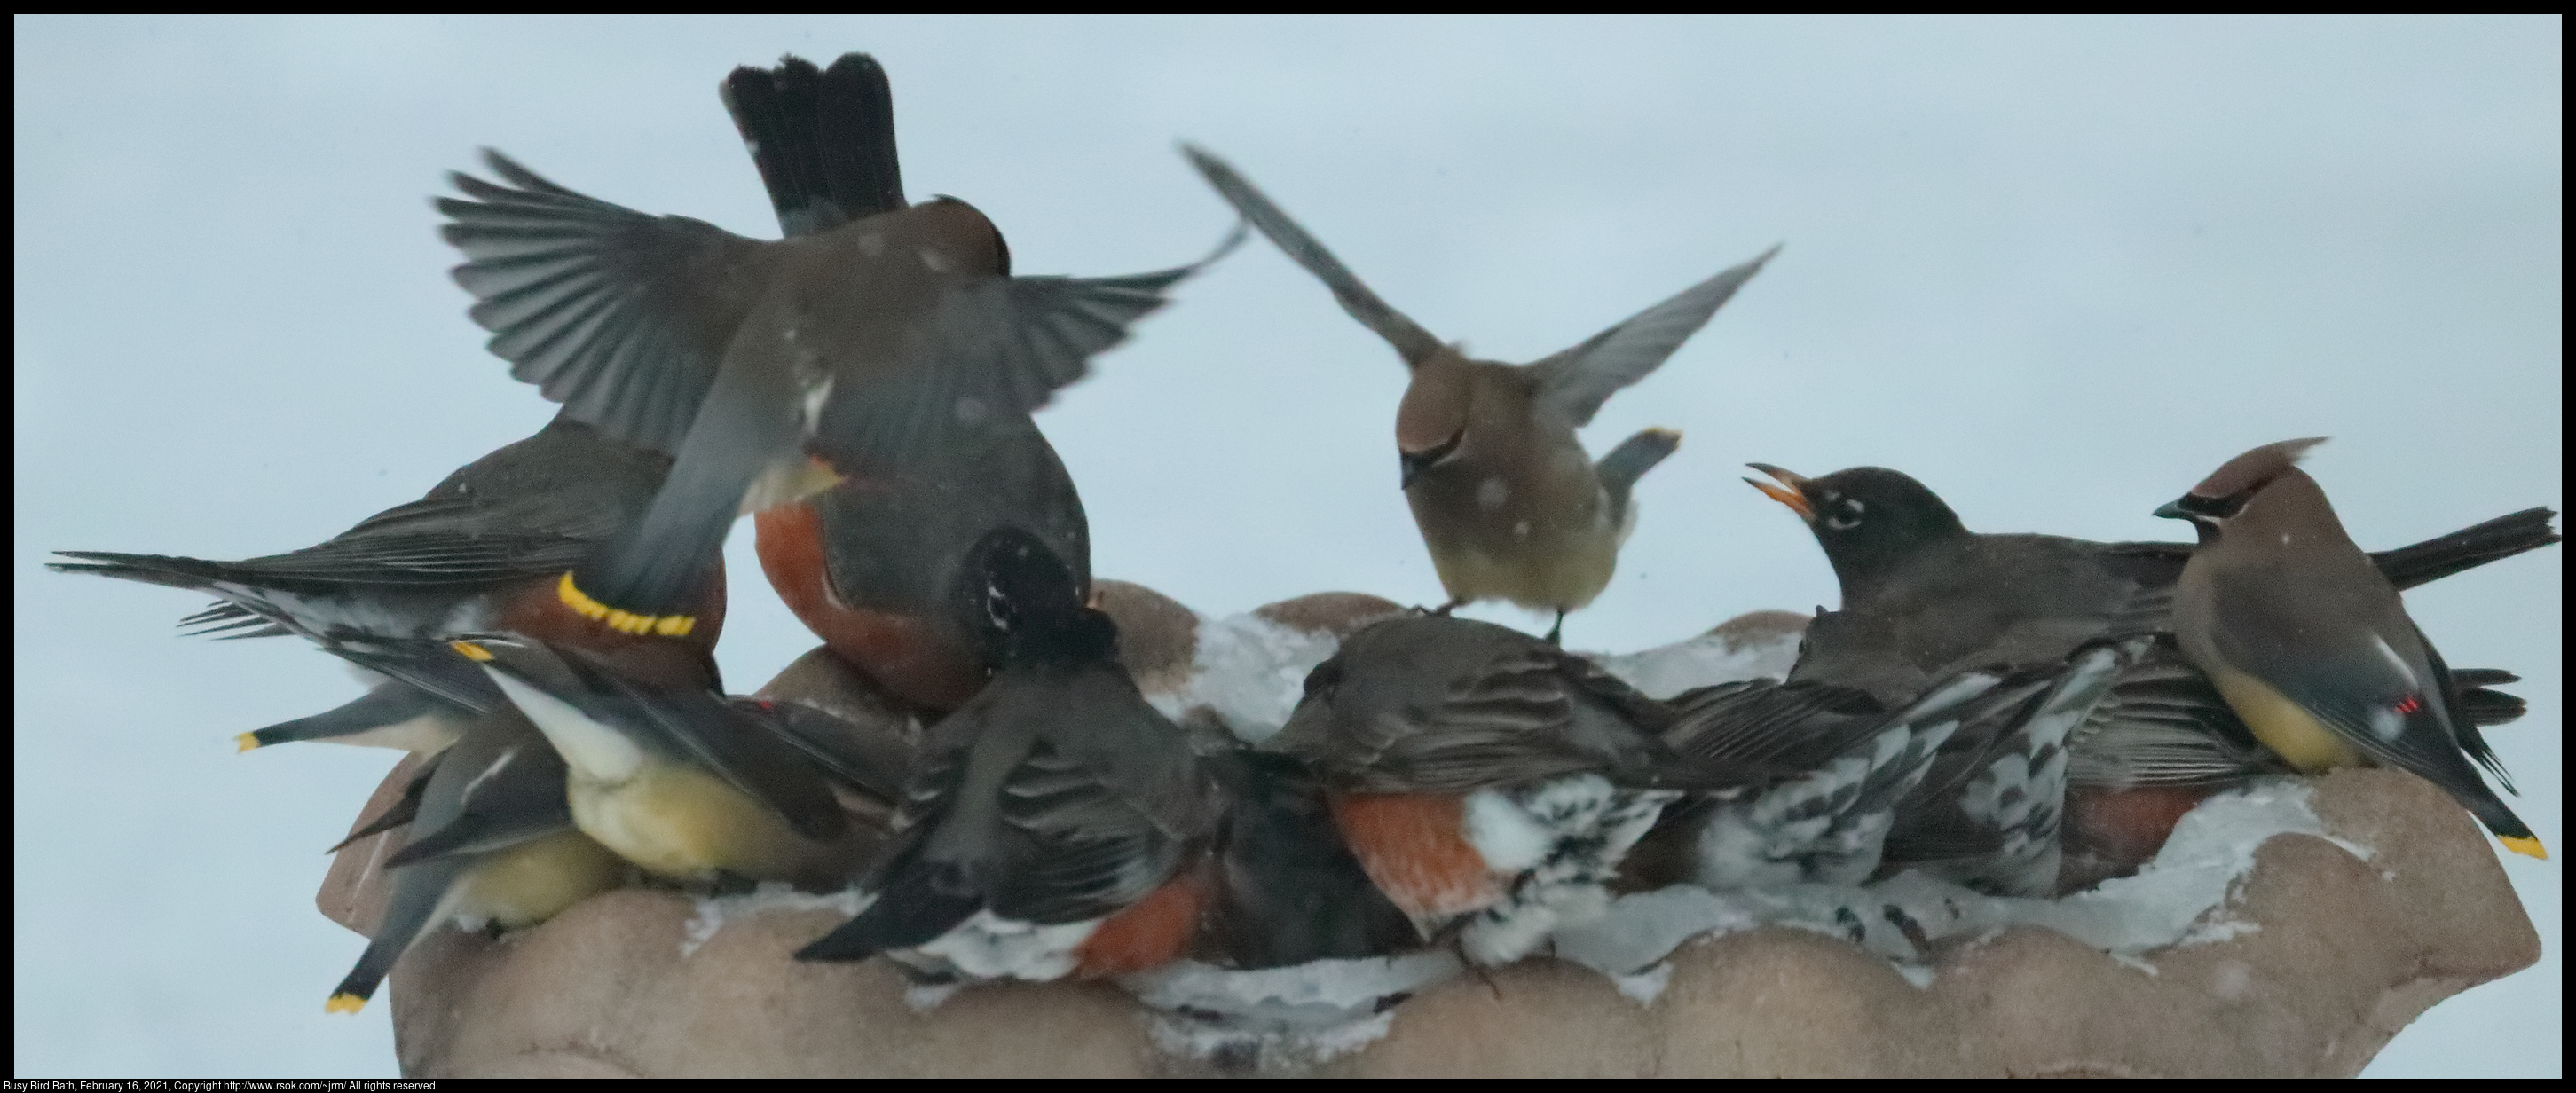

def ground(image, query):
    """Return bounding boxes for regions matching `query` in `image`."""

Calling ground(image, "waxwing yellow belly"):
[2206,664,2364,772]
[452,829,630,930]
[570,764,815,883]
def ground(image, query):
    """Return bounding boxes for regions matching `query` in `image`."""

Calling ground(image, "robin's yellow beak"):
[1744,464,1815,523]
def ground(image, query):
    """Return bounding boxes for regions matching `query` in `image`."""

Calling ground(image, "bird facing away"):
[437,51,1238,641]
[2155,438,2544,860]
[723,54,1094,712]
[1266,613,1771,965]
[324,708,628,1013]
[795,528,1218,982]
[1744,461,2558,704]
[1184,145,1776,642]
[455,633,886,888]
[51,413,717,755]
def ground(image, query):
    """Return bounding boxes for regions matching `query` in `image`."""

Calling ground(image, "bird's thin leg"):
[1545,610,1566,646]
[1429,597,1467,617]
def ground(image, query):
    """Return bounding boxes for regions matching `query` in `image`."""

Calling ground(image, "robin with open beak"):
[1264,613,1773,965]
[1743,461,2556,702]
[795,528,1219,983]
[713,54,1096,712]
[51,413,718,756]
[1185,145,1773,644]
[322,707,628,1014]
[2155,438,2544,860]
[437,51,1238,644]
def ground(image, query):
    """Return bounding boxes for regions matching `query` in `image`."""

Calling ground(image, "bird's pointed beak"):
[2152,498,2190,521]
[1744,463,1815,523]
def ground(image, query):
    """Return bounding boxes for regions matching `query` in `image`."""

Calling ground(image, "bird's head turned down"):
[1394,356,1473,489]
[957,526,1113,665]
[1745,464,1968,590]
[2154,437,2328,538]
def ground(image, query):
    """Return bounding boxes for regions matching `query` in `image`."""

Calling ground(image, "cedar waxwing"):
[437,52,1238,641]
[795,528,1219,982]
[1745,462,2557,702]
[1199,747,1418,970]
[1633,664,2004,891]
[51,413,717,754]
[1264,613,1769,966]
[1184,145,1774,642]
[453,634,883,888]
[324,708,628,1013]
[721,55,1095,712]
[2155,438,2545,860]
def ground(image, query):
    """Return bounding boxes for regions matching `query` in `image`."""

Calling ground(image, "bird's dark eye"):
[1824,497,1866,531]
[1302,658,1345,701]
[983,580,1013,631]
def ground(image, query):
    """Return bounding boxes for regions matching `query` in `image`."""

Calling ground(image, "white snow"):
[680,883,868,958]
[1146,611,1343,743]
[1587,624,1803,699]
[1123,950,1464,1068]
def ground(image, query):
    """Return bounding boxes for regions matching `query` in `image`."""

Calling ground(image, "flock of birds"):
[52,51,2557,1034]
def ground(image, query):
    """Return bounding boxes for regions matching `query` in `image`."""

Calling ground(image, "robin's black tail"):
[796,853,982,963]
[2371,507,2559,591]
[722,52,904,238]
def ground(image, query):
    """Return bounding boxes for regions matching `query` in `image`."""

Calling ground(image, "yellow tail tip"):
[2500,835,2548,861]
[325,993,368,1014]
[234,733,261,753]
[557,572,694,637]
[449,639,492,662]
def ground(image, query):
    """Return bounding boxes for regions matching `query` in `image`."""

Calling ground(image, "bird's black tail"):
[795,847,982,963]
[2372,507,2560,591]
[722,52,904,239]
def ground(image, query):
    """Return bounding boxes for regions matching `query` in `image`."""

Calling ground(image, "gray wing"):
[2065,640,2284,790]
[815,225,1241,472]
[1181,144,1443,365]
[385,713,574,868]
[440,151,776,454]
[1324,645,1680,793]
[1526,245,1777,427]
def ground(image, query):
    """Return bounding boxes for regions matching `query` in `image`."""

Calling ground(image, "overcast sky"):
[15,15,2559,1077]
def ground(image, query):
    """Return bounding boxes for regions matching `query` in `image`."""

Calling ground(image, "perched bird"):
[437,51,1237,641]
[1265,613,1770,965]
[1198,746,1419,970]
[1745,461,2557,700]
[1635,664,2006,891]
[1865,638,2147,895]
[2156,438,2544,859]
[455,634,883,888]
[723,54,1095,712]
[51,413,713,755]
[796,529,1218,982]
[1185,145,1774,642]
[324,708,628,1013]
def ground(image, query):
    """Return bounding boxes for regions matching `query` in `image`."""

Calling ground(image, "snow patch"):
[1587,625,1802,699]
[680,883,869,958]
[1124,950,1462,1069]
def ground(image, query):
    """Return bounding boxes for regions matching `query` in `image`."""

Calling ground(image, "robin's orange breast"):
[1327,792,1502,922]
[1070,868,1211,979]
[755,502,985,710]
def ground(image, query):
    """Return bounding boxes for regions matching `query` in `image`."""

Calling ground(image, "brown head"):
[2154,437,2330,540]
[1395,350,1477,488]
